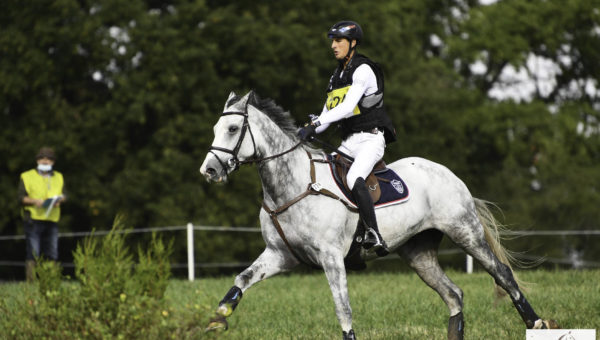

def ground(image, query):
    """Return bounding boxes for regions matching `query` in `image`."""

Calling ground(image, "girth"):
[262,152,357,267]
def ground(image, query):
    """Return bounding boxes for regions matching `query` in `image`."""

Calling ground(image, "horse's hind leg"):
[206,247,298,331]
[444,207,555,329]
[398,229,464,340]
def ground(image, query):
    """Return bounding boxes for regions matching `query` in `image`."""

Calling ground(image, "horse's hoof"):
[533,319,560,329]
[448,312,464,340]
[205,316,229,332]
[342,329,356,340]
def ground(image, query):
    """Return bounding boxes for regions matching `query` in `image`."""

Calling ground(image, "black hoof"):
[448,312,464,340]
[342,329,356,340]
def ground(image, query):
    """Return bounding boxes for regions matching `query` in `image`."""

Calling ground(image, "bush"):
[0,219,210,339]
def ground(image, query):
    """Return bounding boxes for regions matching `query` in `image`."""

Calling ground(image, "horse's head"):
[200,91,258,183]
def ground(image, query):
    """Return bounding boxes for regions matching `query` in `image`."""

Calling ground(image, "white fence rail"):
[1,224,598,280]
[464,229,600,274]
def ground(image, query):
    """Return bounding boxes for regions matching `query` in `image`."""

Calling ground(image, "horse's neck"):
[257,145,311,207]
[249,108,314,206]
[251,114,310,206]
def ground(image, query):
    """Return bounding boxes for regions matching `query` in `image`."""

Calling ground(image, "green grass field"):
[2,269,598,339]
[170,269,599,340]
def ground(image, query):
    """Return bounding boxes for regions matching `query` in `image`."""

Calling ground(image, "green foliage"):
[34,259,63,298]
[0,220,206,340]
[0,0,599,276]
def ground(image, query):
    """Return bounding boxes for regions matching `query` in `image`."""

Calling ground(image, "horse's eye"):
[228,126,238,133]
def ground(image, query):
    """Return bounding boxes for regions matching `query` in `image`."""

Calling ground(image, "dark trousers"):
[24,219,58,261]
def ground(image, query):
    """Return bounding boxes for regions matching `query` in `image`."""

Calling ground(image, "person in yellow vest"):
[18,147,66,281]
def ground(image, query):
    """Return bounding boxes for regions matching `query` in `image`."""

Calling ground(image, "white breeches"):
[338,129,386,190]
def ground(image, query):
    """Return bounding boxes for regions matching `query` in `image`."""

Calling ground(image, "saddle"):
[332,154,387,203]
[327,154,410,270]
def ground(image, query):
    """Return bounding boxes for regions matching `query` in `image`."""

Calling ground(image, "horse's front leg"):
[206,247,298,331]
[321,252,356,340]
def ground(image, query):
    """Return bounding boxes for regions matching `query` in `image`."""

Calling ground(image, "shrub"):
[0,219,211,339]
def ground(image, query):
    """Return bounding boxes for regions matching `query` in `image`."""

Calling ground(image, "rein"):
[310,136,355,162]
[239,141,303,166]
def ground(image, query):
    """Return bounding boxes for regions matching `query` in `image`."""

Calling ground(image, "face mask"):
[37,164,53,172]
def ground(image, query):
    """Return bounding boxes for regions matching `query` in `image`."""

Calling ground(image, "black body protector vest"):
[326,54,397,144]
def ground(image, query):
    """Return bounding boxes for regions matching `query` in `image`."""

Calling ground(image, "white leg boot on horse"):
[351,177,388,255]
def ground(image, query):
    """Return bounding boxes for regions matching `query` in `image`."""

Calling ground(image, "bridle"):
[207,101,302,175]
[207,98,356,267]
[207,104,256,173]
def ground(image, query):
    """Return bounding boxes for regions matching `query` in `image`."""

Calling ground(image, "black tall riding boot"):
[351,177,388,253]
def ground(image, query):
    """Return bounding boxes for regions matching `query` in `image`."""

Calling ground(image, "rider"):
[298,21,396,253]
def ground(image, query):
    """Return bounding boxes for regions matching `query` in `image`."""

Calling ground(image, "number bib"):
[326,85,361,115]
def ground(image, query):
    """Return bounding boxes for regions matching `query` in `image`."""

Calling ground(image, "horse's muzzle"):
[200,167,228,183]
[200,157,229,183]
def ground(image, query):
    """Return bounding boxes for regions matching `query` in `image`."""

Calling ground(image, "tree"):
[1,0,598,278]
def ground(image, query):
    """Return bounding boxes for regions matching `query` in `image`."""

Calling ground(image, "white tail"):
[474,198,524,298]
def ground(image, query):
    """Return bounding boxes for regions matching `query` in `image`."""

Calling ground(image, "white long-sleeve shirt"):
[315,63,379,133]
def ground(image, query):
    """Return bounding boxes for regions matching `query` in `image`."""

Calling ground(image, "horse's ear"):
[224,91,255,112]
[236,91,252,109]
[224,91,237,110]
[227,91,237,102]
[248,90,258,106]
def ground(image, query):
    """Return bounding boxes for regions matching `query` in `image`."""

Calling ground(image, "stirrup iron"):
[363,228,387,251]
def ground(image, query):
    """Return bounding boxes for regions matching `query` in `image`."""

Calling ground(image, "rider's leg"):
[351,177,387,251]
[343,130,387,252]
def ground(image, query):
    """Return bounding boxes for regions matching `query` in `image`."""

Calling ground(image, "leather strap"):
[262,200,309,265]
[261,152,358,266]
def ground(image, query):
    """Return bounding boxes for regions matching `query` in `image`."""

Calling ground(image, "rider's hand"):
[297,123,317,141]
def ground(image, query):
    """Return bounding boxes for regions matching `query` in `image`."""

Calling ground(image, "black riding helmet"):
[327,21,363,44]
[327,21,363,62]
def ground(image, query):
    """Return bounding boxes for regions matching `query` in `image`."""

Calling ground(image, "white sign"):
[526,329,596,340]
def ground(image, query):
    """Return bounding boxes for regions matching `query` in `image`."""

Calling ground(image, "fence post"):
[187,223,195,281]
[466,255,473,274]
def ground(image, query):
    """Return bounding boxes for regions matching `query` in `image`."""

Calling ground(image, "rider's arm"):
[315,103,330,133]
[314,64,376,128]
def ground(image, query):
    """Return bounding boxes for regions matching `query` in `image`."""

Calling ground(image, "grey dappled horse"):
[199,91,557,339]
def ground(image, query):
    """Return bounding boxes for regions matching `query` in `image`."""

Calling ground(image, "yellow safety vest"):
[21,169,64,222]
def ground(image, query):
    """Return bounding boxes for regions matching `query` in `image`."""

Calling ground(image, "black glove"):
[297,124,317,141]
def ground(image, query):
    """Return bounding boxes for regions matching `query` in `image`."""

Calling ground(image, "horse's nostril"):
[206,168,217,176]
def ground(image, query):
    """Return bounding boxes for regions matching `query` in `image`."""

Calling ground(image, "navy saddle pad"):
[326,154,410,208]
